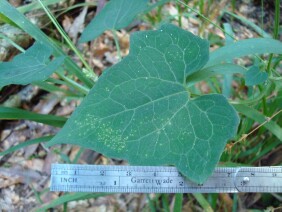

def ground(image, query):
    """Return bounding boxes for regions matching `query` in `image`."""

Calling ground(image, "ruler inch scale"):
[51,164,282,193]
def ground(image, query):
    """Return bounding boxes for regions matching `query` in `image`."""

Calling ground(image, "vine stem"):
[232,109,282,147]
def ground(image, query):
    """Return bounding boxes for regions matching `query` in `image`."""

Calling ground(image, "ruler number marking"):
[126,171,132,176]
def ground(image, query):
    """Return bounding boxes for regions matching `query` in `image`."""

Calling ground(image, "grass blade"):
[35,193,111,211]
[0,106,67,127]
[193,193,213,212]
[173,193,183,212]
[222,23,235,98]
[234,104,282,142]
[223,10,271,38]
[37,0,96,80]
[0,136,52,157]
[18,0,64,14]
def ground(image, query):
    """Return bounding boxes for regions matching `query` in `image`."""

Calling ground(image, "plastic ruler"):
[50,164,282,193]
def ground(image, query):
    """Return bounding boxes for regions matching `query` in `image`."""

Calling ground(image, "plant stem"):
[112,30,122,61]
[177,4,182,27]
[258,85,268,115]
[266,0,280,74]
[37,0,97,79]
[176,0,234,40]
[232,194,238,212]
[56,71,89,95]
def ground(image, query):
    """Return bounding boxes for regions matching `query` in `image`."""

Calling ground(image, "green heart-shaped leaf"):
[48,24,239,183]
[80,0,149,42]
[0,42,64,89]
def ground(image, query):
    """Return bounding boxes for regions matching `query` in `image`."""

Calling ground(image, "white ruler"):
[50,164,282,193]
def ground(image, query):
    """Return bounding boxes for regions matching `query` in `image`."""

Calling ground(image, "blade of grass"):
[53,148,71,163]
[223,10,271,38]
[72,147,85,163]
[32,81,77,96]
[37,0,97,83]
[176,0,235,40]
[266,0,280,74]
[207,194,218,210]
[222,23,235,98]
[232,194,238,212]
[0,32,25,52]
[35,193,112,211]
[234,105,282,142]
[249,139,281,164]
[56,70,89,95]
[146,194,157,212]
[193,194,213,212]
[18,0,64,14]
[161,194,170,212]
[30,184,44,204]
[0,106,67,127]
[173,193,183,212]
[0,136,52,157]
[0,1,93,88]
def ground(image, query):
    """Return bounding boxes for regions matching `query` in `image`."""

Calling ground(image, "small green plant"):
[0,0,282,210]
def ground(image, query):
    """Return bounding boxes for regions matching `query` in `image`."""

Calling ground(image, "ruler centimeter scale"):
[51,164,282,193]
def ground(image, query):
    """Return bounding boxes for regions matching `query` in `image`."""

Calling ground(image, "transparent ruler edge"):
[50,164,282,193]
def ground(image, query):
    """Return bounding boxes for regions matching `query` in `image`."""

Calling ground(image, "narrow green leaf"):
[33,81,75,96]
[35,193,111,211]
[193,194,213,212]
[222,23,235,98]
[206,38,282,67]
[80,0,149,42]
[234,104,282,142]
[187,63,247,85]
[0,136,52,157]
[0,13,17,26]
[223,10,272,38]
[0,42,64,88]
[17,0,64,14]
[48,24,239,183]
[174,194,183,212]
[0,106,67,127]
[245,66,268,86]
